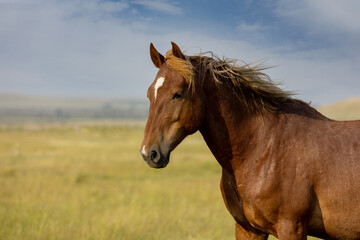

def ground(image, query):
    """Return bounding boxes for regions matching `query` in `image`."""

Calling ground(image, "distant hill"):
[317,97,360,120]
[0,93,148,124]
[1,93,359,124]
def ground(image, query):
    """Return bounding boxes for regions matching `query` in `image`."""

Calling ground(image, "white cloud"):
[235,21,271,42]
[0,0,153,97]
[0,0,358,105]
[131,0,182,15]
[237,22,269,32]
[97,1,129,13]
[0,0,26,3]
[276,0,360,36]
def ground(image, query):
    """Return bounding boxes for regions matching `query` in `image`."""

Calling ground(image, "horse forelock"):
[164,50,195,92]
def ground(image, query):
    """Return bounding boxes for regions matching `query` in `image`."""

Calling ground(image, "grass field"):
[0,122,325,240]
[0,124,237,239]
[1,99,359,240]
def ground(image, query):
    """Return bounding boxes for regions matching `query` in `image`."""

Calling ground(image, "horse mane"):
[165,50,293,113]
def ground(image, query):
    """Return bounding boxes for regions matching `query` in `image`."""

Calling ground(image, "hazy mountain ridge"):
[0,93,359,124]
[317,97,360,120]
[0,93,149,123]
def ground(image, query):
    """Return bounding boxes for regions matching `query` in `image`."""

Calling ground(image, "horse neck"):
[199,78,275,172]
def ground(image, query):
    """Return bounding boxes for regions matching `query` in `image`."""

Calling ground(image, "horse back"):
[272,114,360,239]
[244,113,360,238]
[309,119,360,239]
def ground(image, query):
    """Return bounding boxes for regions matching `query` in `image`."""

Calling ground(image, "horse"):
[140,42,360,240]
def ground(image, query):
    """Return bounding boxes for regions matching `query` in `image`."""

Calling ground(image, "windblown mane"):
[165,50,292,113]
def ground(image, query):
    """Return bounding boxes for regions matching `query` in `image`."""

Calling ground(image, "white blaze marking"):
[154,77,165,101]
[141,145,148,157]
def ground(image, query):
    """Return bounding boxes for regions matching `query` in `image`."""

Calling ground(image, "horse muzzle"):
[140,146,170,168]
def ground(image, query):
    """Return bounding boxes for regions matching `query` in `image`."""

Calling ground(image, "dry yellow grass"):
[0,125,235,239]
[0,97,358,239]
[0,123,322,239]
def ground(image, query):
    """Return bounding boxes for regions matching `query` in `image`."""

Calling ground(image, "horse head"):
[140,42,205,168]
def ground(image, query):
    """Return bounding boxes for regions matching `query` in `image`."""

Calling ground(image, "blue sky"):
[0,0,360,105]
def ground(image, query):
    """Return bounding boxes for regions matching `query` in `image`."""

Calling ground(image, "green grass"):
[0,124,321,239]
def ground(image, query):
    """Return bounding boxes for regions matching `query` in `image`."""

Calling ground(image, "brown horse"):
[140,42,360,240]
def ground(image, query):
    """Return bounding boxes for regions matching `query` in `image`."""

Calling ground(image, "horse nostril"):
[150,150,159,162]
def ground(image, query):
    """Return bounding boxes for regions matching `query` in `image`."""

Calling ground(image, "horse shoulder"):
[220,169,268,236]
[233,113,325,236]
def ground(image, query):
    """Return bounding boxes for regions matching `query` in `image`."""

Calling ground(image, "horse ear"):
[171,42,185,60]
[150,43,165,68]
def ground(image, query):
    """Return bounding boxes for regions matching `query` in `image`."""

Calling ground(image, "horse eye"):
[172,91,183,100]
